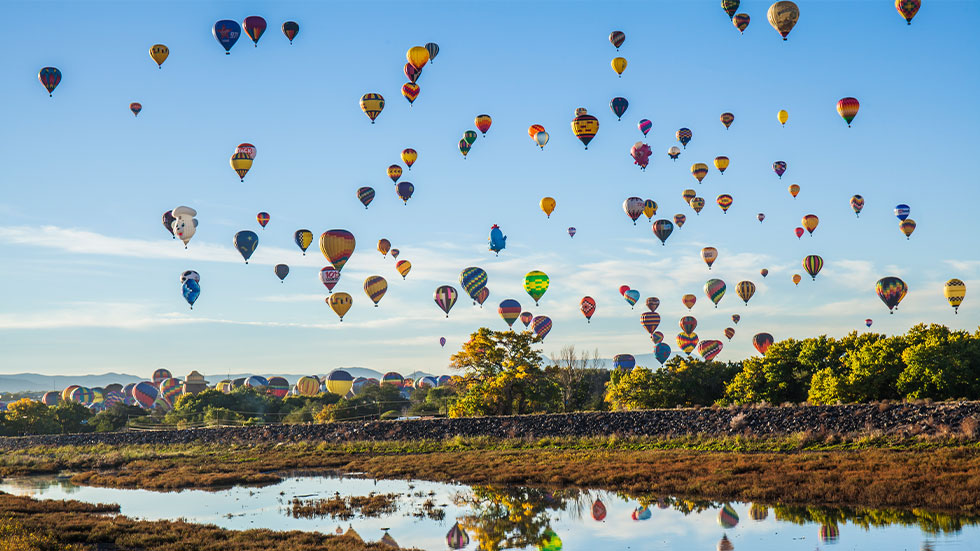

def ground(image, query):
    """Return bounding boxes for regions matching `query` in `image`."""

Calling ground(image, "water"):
[2,474,977,550]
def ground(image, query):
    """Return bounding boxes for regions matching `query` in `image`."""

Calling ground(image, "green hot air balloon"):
[524,271,550,306]
[705,279,726,308]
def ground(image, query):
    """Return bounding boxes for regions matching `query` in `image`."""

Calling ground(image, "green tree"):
[89,404,146,432]
[317,384,408,422]
[723,339,809,404]
[897,324,980,400]
[1,398,59,435]
[51,401,93,434]
[809,334,907,404]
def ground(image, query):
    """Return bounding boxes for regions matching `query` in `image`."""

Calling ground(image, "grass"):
[1,434,979,513]
[290,493,400,520]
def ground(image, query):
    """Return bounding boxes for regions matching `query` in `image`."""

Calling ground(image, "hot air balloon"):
[171,206,197,248]
[499,299,522,328]
[624,290,640,308]
[402,148,417,169]
[180,270,200,285]
[683,189,697,204]
[777,109,789,126]
[233,230,258,263]
[789,184,800,198]
[642,200,658,221]
[682,294,697,310]
[610,97,629,121]
[613,354,636,371]
[282,21,299,43]
[528,124,546,140]
[677,332,698,355]
[149,44,169,68]
[254,212,270,229]
[230,153,252,181]
[702,247,719,269]
[679,315,698,335]
[720,112,735,129]
[532,316,552,340]
[802,214,819,235]
[462,130,478,146]
[524,271,549,306]
[534,130,550,149]
[581,296,596,323]
[363,276,388,307]
[520,311,533,328]
[243,16,266,46]
[851,195,865,217]
[803,255,824,280]
[328,293,353,321]
[877,276,908,313]
[900,219,916,239]
[714,156,730,175]
[489,224,506,255]
[944,279,966,314]
[609,30,626,49]
[896,0,921,24]
[674,214,686,228]
[724,327,736,341]
[767,1,800,41]
[407,46,430,70]
[424,42,439,61]
[568,227,576,238]
[631,142,652,170]
[591,498,607,522]
[691,163,709,183]
[699,340,723,361]
[652,219,674,245]
[377,239,391,258]
[717,194,733,214]
[655,343,671,364]
[182,280,200,309]
[434,285,458,317]
[722,0,740,18]
[396,182,415,204]
[638,119,652,135]
[387,164,403,183]
[360,93,384,123]
[619,285,631,296]
[734,280,756,305]
[540,197,557,218]
[403,61,422,83]
[705,279,726,308]
[294,230,313,255]
[401,82,420,105]
[446,522,469,550]
[623,197,644,225]
[130,102,143,117]
[163,210,177,238]
[319,229,355,272]
[460,267,489,304]
[325,370,354,395]
[640,312,661,337]
[895,204,910,221]
[668,146,681,160]
[758,213,766,223]
[772,161,787,178]
[865,319,873,327]
[611,57,627,77]
[792,273,802,285]
[795,227,805,239]
[690,197,705,214]
[572,108,599,149]
[390,259,410,279]
[676,128,692,148]
[475,114,492,136]
[213,20,241,53]
[646,297,660,312]
[732,314,741,324]
[357,187,375,209]
[38,67,61,96]
[652,331,664,345]
[274,264,289,282]
[734,13,750,33]
[458,139,470,158]
[760,268,769,278]
[837,97,860,127]
[753,332,774,354]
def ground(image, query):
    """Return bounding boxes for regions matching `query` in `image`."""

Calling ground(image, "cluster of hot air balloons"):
[400,44,439,106]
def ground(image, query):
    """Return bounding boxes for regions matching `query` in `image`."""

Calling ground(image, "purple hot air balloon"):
[531,315,552,340]
[772,160,787,178]
[638,118,652,136]
[567,227,576,238]
[439,337,447,347]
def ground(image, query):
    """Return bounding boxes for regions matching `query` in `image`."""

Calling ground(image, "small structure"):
[182,371,209,395]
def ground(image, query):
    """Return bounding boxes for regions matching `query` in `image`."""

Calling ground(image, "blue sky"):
[1,1,978,378]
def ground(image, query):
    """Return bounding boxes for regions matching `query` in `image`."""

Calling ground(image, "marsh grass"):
[290,493,400,520]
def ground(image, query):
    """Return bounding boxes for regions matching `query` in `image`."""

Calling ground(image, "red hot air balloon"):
[795,227,805,239]
[753,333,774,354]
[581,296,596,323]
[243,16,267,46]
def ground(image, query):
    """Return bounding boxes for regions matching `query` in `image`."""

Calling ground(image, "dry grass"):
[290,493,400,520]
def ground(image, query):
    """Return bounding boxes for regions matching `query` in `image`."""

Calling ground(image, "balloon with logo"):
[851,195,865,217]
[171,206,197,248]
[767,1,800,40]
[795,227,805,239]
[499,299,522,328]
[328,292,353,321]
[705,279,726,308]
[213,19,242,54]
[792,273,802,285]
[876,277,908,313]
[532,316,553,341]
[717,194,733,214]
[803,255,824,281]
[652,219,674,245]
[396,260,412,280]
[581,296,596,323]
[753,333,774,354]
[701,247,718,269]
[623,197,644,225]
[944,279,966,314]
[865,319,873,328]
[320,266,341,293]
[233,230,258,263]
[837,97,860,127]
[524,271,550,306]
[434,285,458,317]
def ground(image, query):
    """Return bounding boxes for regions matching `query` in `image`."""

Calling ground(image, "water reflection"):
[1,475,978,550]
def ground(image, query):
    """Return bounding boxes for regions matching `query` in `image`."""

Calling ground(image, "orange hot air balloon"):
[682,294,696,311]
[837,97,860,127]
[789,184,800,198]
[475,114,492,136]
[802,214,819,235]
[378,239,391,257]
[701,247,719,269]
[528,124,545,141]
[792,274,802,286]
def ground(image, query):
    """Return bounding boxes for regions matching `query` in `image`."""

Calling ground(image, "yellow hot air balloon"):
[230,153,253,182]
[401,148,418,168]
[900,219,916,239]
[802,214,819,235]
[944,279,966,314]
[713,156,730,174]
[406,46,430,70]
[777,109,789,126]
[682,189,697,204]
[642,199,658,220]
[540,197,556,218]
[691,163,709,183]
[363,276,388,307]
[768,1,800,41]
[611,57,627,77]
[792,274,802,286]
[690,197,705,214]
[359,93,385,124]
[149,44,169,68]
[396,260,412,280]
[327,292,352,321]
[736,281,757,305]
[701,247,719,269]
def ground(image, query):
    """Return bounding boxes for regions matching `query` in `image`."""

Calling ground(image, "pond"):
[2,474,978,550]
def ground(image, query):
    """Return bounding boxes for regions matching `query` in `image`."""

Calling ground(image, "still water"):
[1,474,977,550]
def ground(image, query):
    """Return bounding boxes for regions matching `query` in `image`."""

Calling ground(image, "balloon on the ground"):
[326,369,354,395]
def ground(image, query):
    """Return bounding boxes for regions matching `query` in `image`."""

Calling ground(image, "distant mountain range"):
[0,368,442,393]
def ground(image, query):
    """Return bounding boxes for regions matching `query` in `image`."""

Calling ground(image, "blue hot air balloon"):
[182,280,200,309]
[612,354,636,371]
[894,204,910,221]
[610,97,629,121]
[489,224,506,256]
[213,20,242,54]
[234,230,259,263]
[655,343,671,364]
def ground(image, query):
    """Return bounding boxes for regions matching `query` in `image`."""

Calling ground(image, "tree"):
[723,339,808,404]
[316,384,408,422]
[547,345,606,412]
[450,328,544,379]
[897,324,980,400]
[2,398,59,435]
[90,404,146,432]
[51,401,93,434]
